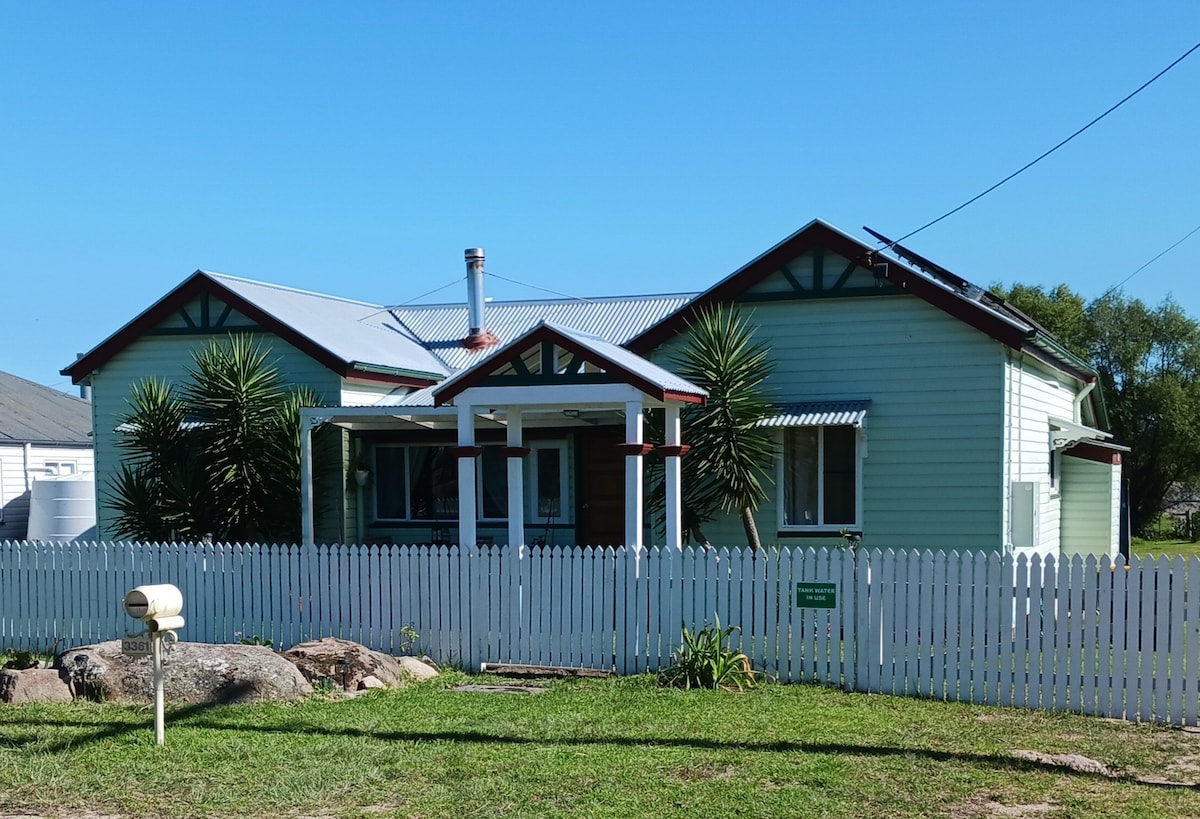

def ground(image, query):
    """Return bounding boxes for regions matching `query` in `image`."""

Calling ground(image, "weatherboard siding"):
[653,293,1005,551]
[1003,354,1078,557]
[1060,455,1120,557]
[340,381,405,407]
[90,332,342,541]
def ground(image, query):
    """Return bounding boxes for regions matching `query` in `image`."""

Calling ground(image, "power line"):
[886,38,1200,248]
[1099,221,1200,299]
[487,271,591,302]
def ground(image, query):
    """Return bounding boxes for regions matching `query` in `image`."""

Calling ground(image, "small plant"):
[234,631,273,648]
[657,615,757,691]
[398,623,420,655]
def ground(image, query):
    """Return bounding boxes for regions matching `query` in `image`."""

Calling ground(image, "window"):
[780,425,860,530]
[374,445,460,521]
[372,442,569,524]
[478,447,507,520]
[530,443,568,522]
[41,461,77,476]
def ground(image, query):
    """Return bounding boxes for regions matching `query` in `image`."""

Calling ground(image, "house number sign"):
[795,582,837,609]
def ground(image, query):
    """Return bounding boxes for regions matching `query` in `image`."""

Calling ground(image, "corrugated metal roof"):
[0,371,92,444]
[390,293,696,373]
[759,400,870,428]
[540,321,707,398]
[209,273,451,379]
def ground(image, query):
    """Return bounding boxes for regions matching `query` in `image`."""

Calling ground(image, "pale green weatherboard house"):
[63,220,1125,558]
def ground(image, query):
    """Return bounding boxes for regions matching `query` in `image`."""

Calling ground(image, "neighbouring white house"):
[0,370,95,541]
[63,219,1126,557]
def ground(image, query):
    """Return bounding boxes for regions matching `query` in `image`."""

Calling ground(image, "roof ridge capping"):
[202,270,386,311]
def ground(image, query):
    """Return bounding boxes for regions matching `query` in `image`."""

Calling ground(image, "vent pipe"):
[465,248,485,336]
[462,248,498,351]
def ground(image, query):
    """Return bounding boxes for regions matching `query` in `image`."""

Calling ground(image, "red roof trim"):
[434,324,706,407]
[1064,442,1122,466]
[62,271,436,388]
[626,221,1034,358]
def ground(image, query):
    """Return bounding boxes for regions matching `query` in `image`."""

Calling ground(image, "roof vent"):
[463,248,499,351]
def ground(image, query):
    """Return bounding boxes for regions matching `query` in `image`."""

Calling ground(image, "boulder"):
[283,637,436,690]
[0,668,74,704]
[57,642,313,704]
[398,655,439,682]
[358,674,386,690]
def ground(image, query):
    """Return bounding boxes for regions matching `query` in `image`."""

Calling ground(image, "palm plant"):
[651,305,776,550]
[107,335,318,544]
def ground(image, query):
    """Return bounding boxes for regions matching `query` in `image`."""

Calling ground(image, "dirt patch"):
[947,792,1055,818]
[673,761,738,782]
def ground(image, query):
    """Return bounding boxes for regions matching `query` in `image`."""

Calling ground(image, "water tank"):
[26,473,98,542]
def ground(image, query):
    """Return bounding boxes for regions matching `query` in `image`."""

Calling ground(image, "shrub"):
[657,616,757,691]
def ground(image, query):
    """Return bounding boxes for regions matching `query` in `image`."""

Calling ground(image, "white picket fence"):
[2,540,1197,725]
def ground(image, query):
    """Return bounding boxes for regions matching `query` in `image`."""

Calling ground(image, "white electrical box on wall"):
[1010,481,1040,549]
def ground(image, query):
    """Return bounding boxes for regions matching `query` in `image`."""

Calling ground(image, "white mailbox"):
[123,584,183,623]
[121,582,184,747]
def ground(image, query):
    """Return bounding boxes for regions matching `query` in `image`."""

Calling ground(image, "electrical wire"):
[487,271,592,301]
[886,38,1200,248]
[397,278,465,305]
[1098,221,1200,299]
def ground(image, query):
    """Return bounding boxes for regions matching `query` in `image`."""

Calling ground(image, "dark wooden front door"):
[577,430,625,546]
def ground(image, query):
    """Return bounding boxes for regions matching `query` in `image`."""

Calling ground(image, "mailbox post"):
[123,584,184,746]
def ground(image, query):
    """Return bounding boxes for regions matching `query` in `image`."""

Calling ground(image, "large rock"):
[283,637,436,690]
[58,642,313,704]
[0,668,74,704]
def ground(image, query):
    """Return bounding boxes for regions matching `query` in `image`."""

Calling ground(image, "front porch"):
[299,321,708,549]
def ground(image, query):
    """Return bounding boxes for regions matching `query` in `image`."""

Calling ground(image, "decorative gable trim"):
[433,323,707,407]
[625,221,1087,386]
[62,271,438,389]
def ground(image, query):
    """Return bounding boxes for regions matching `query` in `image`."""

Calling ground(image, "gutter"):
[349,362,446,382]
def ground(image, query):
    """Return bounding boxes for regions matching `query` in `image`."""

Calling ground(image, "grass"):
[3,674,1200,818]
[1132,536,1200,560]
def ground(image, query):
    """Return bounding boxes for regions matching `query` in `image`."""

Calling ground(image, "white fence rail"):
[2,540,1197,725]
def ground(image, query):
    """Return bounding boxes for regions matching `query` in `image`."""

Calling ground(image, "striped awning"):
[758,400,870,428]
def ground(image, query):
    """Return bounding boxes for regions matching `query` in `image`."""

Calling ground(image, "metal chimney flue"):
[465,248,485,335]
[462,248,498,351]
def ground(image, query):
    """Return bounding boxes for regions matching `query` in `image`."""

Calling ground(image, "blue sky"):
[3,3,1198,391]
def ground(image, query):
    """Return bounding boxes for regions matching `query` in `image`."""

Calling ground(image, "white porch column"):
[623,400,645,548]
[664,405,683,550]
[300,417,315,547]
[456,403,478,547]
[506,408,526,548]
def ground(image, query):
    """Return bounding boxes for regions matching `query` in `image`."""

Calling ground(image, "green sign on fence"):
[796,582,837,609]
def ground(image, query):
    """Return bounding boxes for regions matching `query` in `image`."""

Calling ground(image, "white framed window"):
[529,442,569,523]
[41,461,78,476]
[373,444,460,522]
[1048,448,1063,495]
[778,425,862,531]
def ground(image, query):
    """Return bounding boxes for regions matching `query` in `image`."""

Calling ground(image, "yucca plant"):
[647,305,776,549]
[107,334,322,544]
[657,615,757,691]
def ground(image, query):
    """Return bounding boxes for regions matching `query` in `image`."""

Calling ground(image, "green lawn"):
[1131,537,1200,560]
[2,674,1200,818]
